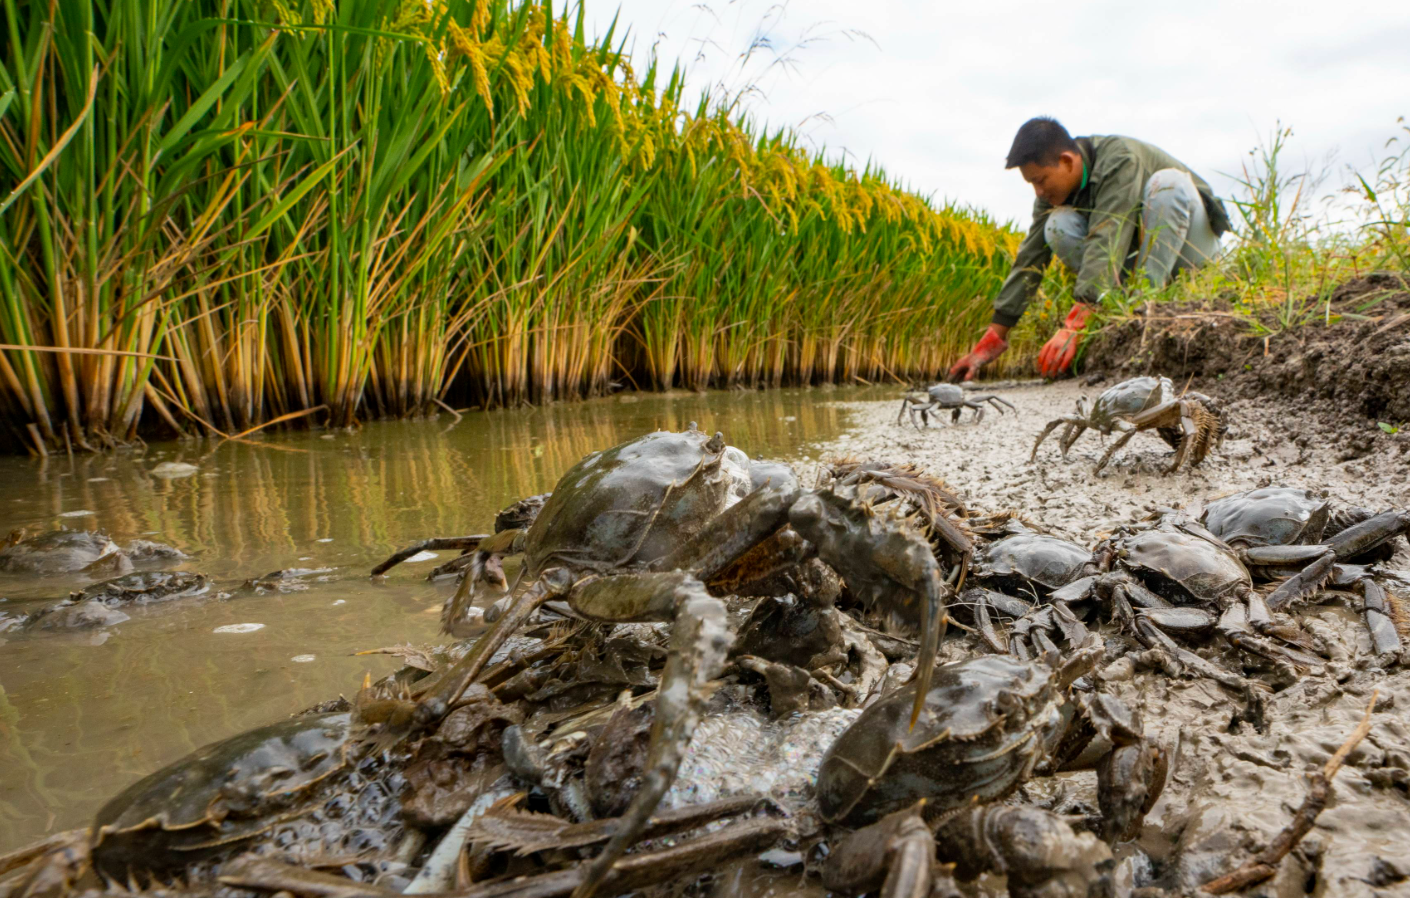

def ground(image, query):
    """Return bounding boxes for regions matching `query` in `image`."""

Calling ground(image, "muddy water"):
[0,387,867,851]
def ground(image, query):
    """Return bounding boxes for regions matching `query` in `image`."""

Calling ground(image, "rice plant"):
[0,0,1022,455]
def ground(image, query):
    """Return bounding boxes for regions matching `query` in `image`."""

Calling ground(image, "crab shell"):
[91,712,351,873]
[1089,376,1174,432]
[927,383,965,404]
[73,571,210,606]
[977,532,1090,593]
[0,529,121,574]
[1199,487,1330,548]
[523,429,754,577]
[816,656,1064,825]
[1118,528,1251,605]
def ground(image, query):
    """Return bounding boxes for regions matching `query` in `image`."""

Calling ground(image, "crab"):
[3,571,210,632]
[817,651,1166,898]
[370,427,967,898]
[1030,375,1226,473]
[960,526,1094,654]
[1199,486,1408,656]
[0,528,185,576]
[896,383,1015,429]
[826,802,1114,898]
[991,517,1351,715]
[89,712,354,875]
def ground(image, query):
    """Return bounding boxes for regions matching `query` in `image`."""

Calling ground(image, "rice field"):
[0,0,1039,455]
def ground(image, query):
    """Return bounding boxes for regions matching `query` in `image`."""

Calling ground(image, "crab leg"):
[441,527,529,632]
[913,402,937,430]
[787,491,953,728]
[896,398,914,427]
[1093,421,1141,473]
[969,591,1009,653]
[1326,510,1410,558]
[1031,415,1087,461]
[648,484,798,579]
[1359,578,1403,656]
[1216,603,1325,673]
[823,802,937,898]
[570,573,729,898]
[1133,617,1268,723]
[1058,421,1088,456]
[982,395,1016,414]
[1164,400,1200,473]
[412,573,562,722]
[370,534,490,576]
[1264,550,1336,611]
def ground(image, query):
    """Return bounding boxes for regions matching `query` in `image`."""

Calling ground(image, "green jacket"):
[991,135,1231,327]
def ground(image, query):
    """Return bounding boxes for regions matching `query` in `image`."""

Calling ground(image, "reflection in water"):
[0,387,867,850]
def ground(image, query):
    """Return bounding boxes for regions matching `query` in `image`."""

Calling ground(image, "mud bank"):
[817,383,1410,897]
[1086,271,1410,427]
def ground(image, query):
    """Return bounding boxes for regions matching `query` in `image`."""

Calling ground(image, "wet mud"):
[817,380,1410,897]
[1087,271,1410,428]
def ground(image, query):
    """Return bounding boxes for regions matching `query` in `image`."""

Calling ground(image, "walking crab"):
[1199,486,1407,656]
[372,426,968,898]
[960,526,1094,655]
[1031,375,1225,473]
[817,650,1166,898]
[961,515,1333,713]
[896,383,1015,429]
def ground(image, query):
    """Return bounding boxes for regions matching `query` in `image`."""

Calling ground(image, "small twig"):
[404,791,521,893]
[222,404,327,441]
[1203,690,1378,894]
[370,535,489,577]
[0,343,178,361]
[26,423,47,458]
[434,397,464,422]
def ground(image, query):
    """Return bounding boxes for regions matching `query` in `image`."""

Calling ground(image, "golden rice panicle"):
[471,0,491,36]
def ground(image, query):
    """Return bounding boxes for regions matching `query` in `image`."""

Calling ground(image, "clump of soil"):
[1086,271,1410,425]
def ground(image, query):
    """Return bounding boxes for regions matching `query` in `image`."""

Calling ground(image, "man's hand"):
[1035,302,1096,378]
[949,324,1010,382]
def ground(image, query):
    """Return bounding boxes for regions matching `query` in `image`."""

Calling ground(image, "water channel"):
[0,387,871,851]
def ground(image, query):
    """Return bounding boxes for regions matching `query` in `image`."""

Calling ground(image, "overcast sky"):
[586,0,1410,230]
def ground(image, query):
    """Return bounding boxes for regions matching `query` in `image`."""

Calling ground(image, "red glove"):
[1036,302,1096,378]
[948,324,1010,382]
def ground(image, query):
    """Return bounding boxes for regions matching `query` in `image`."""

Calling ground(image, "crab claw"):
[910,566,948,728]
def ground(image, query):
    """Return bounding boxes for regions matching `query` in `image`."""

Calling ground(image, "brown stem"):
[1203,690,1378,894]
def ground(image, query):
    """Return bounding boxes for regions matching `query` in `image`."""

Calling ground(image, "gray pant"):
[1045,168,1221,289]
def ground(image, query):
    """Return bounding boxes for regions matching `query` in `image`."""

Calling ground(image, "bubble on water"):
[404,551,438,563]
[58,510,96,518]
[87,477,110,482]
[663,707,861,815]
[316,538,334,543]
[291,654,316,663]
[213,623,265,634]
[332,599,346,606]
[151,461,199,479]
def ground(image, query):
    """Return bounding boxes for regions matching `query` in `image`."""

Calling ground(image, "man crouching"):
[950,117,1231,381]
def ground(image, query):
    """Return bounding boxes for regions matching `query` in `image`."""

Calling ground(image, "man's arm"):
[1074,149,1144,303]
[991,204,1053,327]
[949,202,1050,381]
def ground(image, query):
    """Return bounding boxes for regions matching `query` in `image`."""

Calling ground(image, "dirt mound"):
[1087,271,1410,425]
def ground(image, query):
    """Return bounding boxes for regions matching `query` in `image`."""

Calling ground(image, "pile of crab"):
[4,426,1406,898]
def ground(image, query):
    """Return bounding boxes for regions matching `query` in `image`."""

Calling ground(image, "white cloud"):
[588,0,1410,229]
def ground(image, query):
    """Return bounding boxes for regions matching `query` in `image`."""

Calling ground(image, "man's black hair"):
[1005,117,1079,169]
